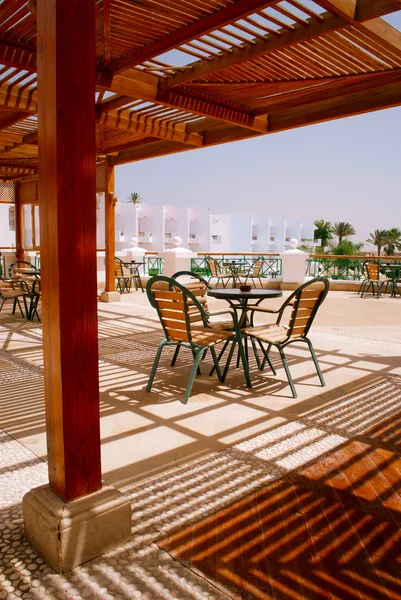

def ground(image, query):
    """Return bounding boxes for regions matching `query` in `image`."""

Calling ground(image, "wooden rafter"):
[99,111,204,147]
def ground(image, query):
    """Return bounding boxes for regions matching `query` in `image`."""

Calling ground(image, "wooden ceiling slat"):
[109,0,280,73]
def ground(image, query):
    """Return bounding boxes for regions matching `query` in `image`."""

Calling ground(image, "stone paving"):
[0,291,400,598]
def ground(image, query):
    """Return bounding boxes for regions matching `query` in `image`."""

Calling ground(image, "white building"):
[94,196,318,254]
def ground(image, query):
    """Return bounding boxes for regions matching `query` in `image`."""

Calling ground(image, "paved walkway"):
[0,290,400,598]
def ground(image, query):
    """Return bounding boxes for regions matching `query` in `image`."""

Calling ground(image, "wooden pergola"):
[0,0,400,571]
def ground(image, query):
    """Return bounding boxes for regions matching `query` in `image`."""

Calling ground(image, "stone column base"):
[23,484,131,573]
[99,291,121,302]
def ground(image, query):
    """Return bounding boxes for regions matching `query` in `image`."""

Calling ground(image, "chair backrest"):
[279,278,329,341]
[207,258,220,277]
[172,271,211,324]
[114,257,125,277]
[364,261,380,281]
[8,260,36,278]
[250,260,263,277]
[147,275,208,343]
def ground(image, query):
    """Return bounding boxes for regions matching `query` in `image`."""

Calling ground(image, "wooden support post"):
[105,160,116,293]
[23,0,130,573]
[14,181,24,260]
[36,0,101,502]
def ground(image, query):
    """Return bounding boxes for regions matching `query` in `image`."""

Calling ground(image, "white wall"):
[189,207,211,252]
[0,204,16,248]
[211,214,253,253]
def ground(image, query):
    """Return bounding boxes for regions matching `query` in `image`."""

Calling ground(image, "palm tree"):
[314,219,333,252]
[383,228,401,256]
[333,222,356,244]
[366,230,387,256]
[127,192,142,204]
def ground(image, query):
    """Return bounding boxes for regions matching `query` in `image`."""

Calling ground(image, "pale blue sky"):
[116,11,401,244]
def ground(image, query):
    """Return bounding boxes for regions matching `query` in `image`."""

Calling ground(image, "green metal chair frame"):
[242,277,330,399]
[146,275,251,404]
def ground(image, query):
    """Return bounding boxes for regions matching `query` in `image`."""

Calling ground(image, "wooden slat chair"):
[114,257,134,293]
[241,259,265,288]
[359,261,394,298]
[207,258,233,288]
[241,277,330,398]
[146,275,251,404]
[171,270,234,368]
[0,277,29,318]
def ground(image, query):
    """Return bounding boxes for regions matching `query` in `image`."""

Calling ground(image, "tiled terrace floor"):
[0,290,400,599]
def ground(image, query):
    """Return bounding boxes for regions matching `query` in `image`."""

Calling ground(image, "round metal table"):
[207,288,283,372]
[207,288,282,328]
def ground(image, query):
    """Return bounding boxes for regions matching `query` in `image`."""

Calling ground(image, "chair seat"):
[191,326,233,346]
[242,323,288,343]
[1,289,28,299]
[209,318,233,330]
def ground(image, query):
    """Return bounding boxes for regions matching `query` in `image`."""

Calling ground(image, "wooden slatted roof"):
[0,0,400,179]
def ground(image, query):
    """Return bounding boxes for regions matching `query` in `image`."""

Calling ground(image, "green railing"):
[190,255,282,278]
[144,256,164,276]
[306,256,401,280]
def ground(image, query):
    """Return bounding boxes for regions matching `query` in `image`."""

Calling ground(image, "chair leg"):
[146,340,167,392]
[191,348,202,376]
[279,347,297,398]
[238,336,252,388]
[171,343,181,366]
[221,340,236,383]
[12,298,17,315]
[304,339,325,387]
[260,342,276,375]
[209,339,229,376]
[182,349,203,405]
[250,336,261,370]
[0,298,5,313]
[210,346,223,382]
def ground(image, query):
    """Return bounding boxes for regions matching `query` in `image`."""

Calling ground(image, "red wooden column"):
[14,181,24,260]
[104,160,116,293]
[37,0,101,501]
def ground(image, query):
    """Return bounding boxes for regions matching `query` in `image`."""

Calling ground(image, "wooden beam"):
[253,69,401,115]
[161,12,348,88]
[316,0,357,19]
[14,181,24,260]
[268,79,401,132]
[37,0,101,502]
[0,131,38,156]
[108,0,280,74]
[97,70,269,131]
[356,0,401,21]
[100,111,204,146]
[110,140,192,165]
[0,112,29,131]
[104,159,116,293]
